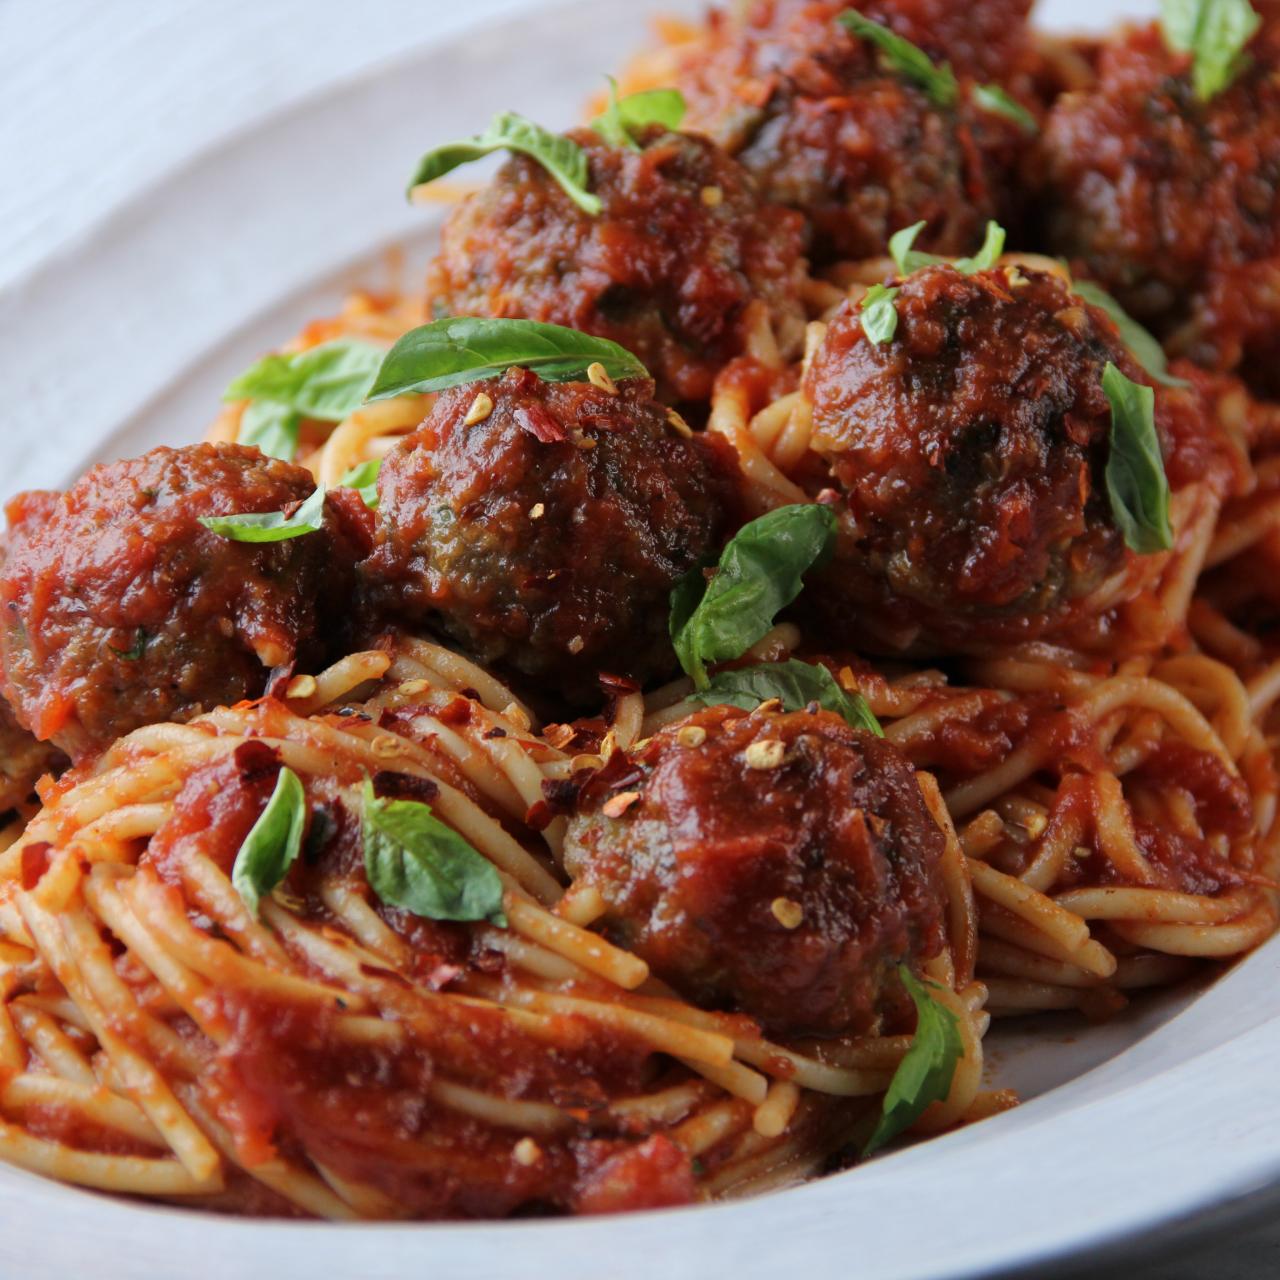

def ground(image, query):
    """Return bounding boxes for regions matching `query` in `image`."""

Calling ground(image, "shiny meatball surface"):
[802,264,1171,652]
[563,702,948,1036]
[676,0,1036,263]
[425,127,807,404]
[1037,21,1280,394]
[0,444,367,760]
[364,369,740,702]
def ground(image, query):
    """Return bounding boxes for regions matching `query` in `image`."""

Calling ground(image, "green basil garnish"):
[593,77,686,151]
[367,317,648,401]
[1073,280,1190,388]
[864,966,964,1156]
[690,659,884,736]
[860,284,900,345]
[231,767,307,919]
[227,341,385,462]
[1161,0,1261,100]
[971,84,1038,133]
[361,779,507,926]
[671,504,837,690]
[340,459,381,509]
[837,9,958,106]
[1102,362,1174,555]
[237,401,301,463]
[198,484,327,543]
[889,220,1005,278]
[407,111,601,215]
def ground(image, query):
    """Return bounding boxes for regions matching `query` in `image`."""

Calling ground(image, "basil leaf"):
[691,659,884,736]
[226,341,384,422]
[953,221,1006,274]
[1073,280,1190,388]
[361,778,507,925]
[889,220,1005,277]
[863,966,964,1156]
[1161,0,1260,100]
[971,84,1037,134]
[671,504,837,690]
[368,317,648,400]
[237,400,302,462]
[340,459,381,509]
[1102,362,1174,555]
[593,77,686,151]
[837,9,958,106]
[231,767,307,920]
[860,284,900,345]
[198,484,327,543]
[407,111,602,215]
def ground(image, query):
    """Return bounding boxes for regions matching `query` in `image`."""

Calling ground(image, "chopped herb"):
[1072,280,1189,388]
[889,220,1005,277]
[407,111,602,215]
[863,967,964,1155]
[361,778,507,925]
[592,77,686,151]
[971,84,1037,133]
[198,485,327,544]
[690,660,883,735]
[368,318,647,401]
[231,767,307,919]
[838,9,958,106]
[671,504,837,690]
[860,284,900,345]
[1161,0,1261,100]
[339,459,381,509]
[1102,362,1174,555]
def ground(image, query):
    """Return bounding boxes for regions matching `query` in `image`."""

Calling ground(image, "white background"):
[1,1,1278,1275]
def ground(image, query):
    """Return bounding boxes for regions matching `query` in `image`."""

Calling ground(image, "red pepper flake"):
[525,800,555,831]
[20,842,52,891]
[437,696,473,727]
[515,403,567,443]
[598,672,641,696]
[484,727,507,740]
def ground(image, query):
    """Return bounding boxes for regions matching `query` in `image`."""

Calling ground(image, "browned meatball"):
[563,702,948,1037]
[0,700,64,812]
[801,264,1182,653]
[363,368,741,702]
[425,127,807,404]
[675,0,1037,263]
[0,444,368,760]
[1037,21,1280,394]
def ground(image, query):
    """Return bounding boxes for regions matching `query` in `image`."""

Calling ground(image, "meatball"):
[0,444,368,760]
[801,263,1179,653]
[675,0,1037,263]
[1037,20,1280,394]
[363,368,741,702]
[0,700,63,812]
[563,702,948,1036]
[425,127,807,404]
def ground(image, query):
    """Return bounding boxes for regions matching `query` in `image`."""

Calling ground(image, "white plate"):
[3,0,1278,1276]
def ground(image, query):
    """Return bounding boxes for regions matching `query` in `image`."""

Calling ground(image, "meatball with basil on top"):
[364,366,742,703]
[674,0,1038,263]
[563,700,948,1037]
[799,260,1219,654]
[424,126,808,404]
[1036,15,1280,394]
[0,443,369,761]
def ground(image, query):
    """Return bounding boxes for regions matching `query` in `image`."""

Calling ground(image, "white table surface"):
[0,1,1277,1275]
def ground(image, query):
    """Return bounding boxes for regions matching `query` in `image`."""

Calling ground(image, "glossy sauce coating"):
[802,264,1176,653]
[563,703,948,1037]
[1037,20,1280,394]
[364,369,742,702]
[426,126,808,404]
[0,444,367,761]
[138,741,696,1217]
[676,0,1037,262]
